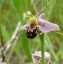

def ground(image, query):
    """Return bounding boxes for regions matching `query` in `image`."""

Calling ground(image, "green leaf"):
[1,25,10,41]
[12,0,30,24]
[45,34,58,63]
[24,0,31,10]
[57,45,63,59]
[0,0,4,8]
[45,0,56,20]
[14,42,21,61]
[21,30,32,61]
[12,0,25,24]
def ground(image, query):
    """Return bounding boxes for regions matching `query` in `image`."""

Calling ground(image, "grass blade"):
[21,30,32,61]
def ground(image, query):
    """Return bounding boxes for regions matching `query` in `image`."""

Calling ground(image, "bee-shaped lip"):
[27,27,38,39]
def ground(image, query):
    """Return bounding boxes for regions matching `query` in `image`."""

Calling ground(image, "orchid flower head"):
[32,51,51,64]
[24,11,60,39]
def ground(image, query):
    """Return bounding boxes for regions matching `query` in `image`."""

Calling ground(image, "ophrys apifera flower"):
[24,11,60,39]
[32,51,51,64]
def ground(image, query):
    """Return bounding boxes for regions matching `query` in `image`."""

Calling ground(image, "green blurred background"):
[0,0,63,64]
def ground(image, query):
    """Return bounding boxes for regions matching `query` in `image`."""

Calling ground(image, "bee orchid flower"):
[23,11,60,39]
[32,51,51,64]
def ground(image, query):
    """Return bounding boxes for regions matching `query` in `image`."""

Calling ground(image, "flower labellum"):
[27,27,38,39]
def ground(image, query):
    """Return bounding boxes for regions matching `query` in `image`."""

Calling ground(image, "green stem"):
[40,34,44,64]
[0,26,5,62]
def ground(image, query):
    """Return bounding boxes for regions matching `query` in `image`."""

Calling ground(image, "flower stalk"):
[40,34,44,64]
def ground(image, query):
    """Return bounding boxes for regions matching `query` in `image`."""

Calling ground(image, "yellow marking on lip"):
[30,30,33,32]
[30,34,32,36]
